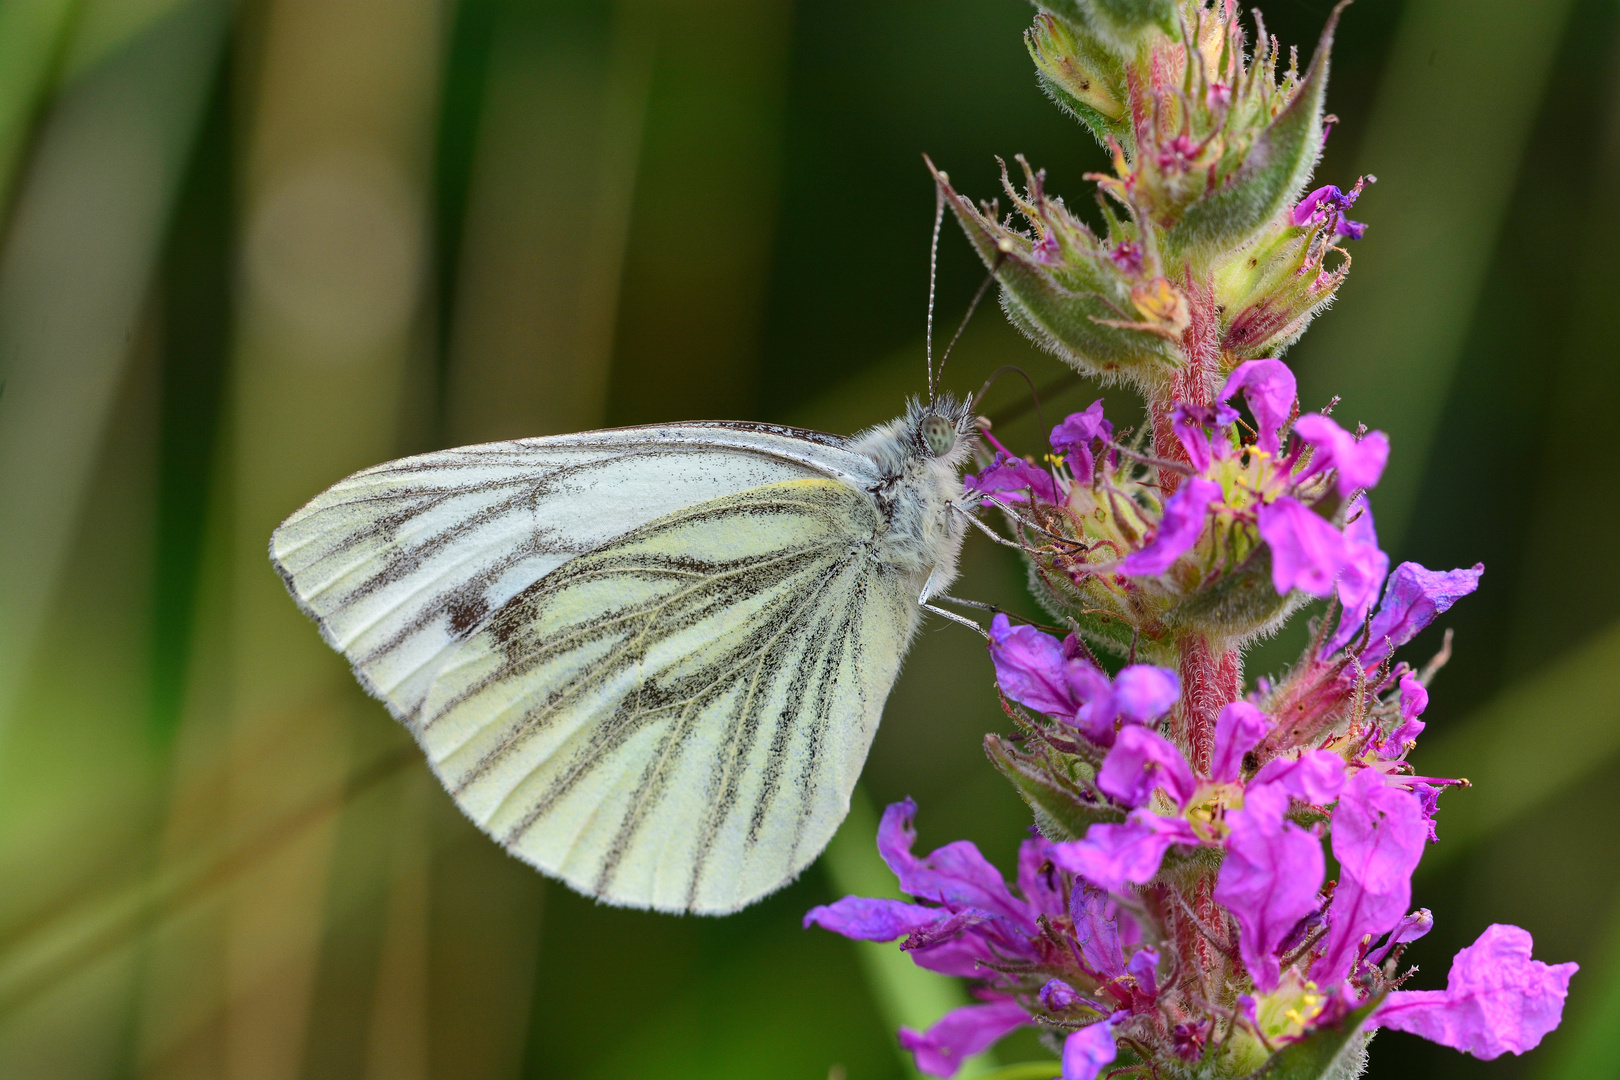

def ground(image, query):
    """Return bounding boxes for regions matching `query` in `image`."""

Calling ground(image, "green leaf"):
[1078,0,1177,49]
[985,735,1122,841]
[1252,999,1378,1080]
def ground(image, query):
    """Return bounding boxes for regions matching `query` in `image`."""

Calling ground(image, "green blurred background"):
[0,0,1617,1077]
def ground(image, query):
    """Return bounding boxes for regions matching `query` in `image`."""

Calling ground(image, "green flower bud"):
[1026,12,1129,147]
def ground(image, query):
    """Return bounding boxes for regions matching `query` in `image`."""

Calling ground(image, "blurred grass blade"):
[0,0,79,218]
[1415,618,1620,867]
[821,787,997,1078]
[0,0,229,744]
[1537,889,1620,1080]
[1296,0,1575,546]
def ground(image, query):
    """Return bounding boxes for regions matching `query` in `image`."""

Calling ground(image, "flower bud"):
[1026,12,1128,146]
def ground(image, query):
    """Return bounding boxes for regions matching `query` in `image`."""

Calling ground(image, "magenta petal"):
[1110,665,1181,725]
[1071,887,1128,980]
[876,799,1031,926]
[1215,783,1325,992]
[1051,400,1113,484]
[1371,925,1578,1060]
[803,896,949,940]
[899,1000,1033,1077]
[1326,496,1389,653]
[1097,726,1198,809]
[1250,750,1346,805]
[1294,413,1390,495]
[1120,477,1223,576]
[1052,811,1200,893]
[1258,495,1349,597]
[1367,908,1434,966]
[1211,702,1271,783]
[966,452,1058,504]
[1219,359,1296,454]
[1360,562,1484,665]
[1061,1018,1120,1080]
[988,614,1080,718]
[1313,770,1428,984]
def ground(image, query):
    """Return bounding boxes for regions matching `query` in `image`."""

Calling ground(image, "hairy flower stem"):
[1175,634,1242,776]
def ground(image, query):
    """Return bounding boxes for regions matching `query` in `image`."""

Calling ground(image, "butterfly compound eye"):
[920,414,957,457]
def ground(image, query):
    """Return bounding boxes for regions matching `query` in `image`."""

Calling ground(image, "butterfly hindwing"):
[269,424,879,729]
[417,479,918,914]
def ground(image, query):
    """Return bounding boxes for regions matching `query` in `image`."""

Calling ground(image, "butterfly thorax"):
[847,396,978,589]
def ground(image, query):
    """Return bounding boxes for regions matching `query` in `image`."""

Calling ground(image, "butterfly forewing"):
[416,479,917,914]
[269,424,878,728]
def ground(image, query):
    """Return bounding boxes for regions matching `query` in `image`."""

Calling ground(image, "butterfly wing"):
[417,478,918,914]
[270,423,879,729]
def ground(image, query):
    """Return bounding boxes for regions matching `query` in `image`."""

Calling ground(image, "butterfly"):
[270,395,986,914]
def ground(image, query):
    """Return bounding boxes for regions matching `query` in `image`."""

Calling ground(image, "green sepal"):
[1166,5,1343,264]
[986,734,1124,842]
[1165,546,1308,646]
[930,161,1176,384]
[1250,997,1380,1080]
[1027,12,1131,148]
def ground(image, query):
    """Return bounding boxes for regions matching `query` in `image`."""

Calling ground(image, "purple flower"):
[1215,783,1325,992]
[1051,400,1114,484]
[1211,701,1271,783]
[877,797,1033,926]
[1379,671,1429,759]
[1062,1015,1123,1080]
[899,1000,1033,1077]
[987,615,1107,722]
[1219,359,1296,454]
[1072,887,1128,980]
[1326,497,1389,654]
[965,451,1058,504]
[1031,227,1062,265]
[1294,413,1390,496]
[803,896,951,941]
[1169,402,1239,473]
[1097,726,1198,809]
[1367,908,1434,966]
[1292,182,1369,240]
[986,616,1175,744]
[1258,495,1349,597]
[1359,561,1485,664]
[1120,477,1223,577]
[1040,978,1085,1012]
[1053,811,1201,893]
[1313,769,1428,985]
[1371,924,1578,1060]
[1250,750,1347,805]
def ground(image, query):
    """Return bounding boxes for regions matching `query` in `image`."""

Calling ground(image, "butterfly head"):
[908,393,976,463]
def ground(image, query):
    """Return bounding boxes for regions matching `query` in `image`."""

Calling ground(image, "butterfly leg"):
[922,600,988,638]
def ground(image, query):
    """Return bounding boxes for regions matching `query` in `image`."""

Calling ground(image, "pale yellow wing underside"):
[416,478,918,914]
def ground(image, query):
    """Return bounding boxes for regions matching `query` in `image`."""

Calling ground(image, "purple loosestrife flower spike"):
[1294,413,1391,496]
[1051,400,1113,484]
[899,1000,1033,1078]
[1219,359,1297,454]
[1358,561,1485,663]
[1097,726,1198,809]
[1372,925,1578,1060]
[1062,1015,1124,1080]
[1215,783,1325,992]
[1258,495,1350,596]
[1211,701,1270,783]
[1120,477,1223,576]
[1314,769,1429,985]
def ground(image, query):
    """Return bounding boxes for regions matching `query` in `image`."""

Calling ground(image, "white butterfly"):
[270,396,983,914]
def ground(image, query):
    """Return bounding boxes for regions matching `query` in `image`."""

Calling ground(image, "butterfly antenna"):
[973,364,1046,434]
[926,184,945,405]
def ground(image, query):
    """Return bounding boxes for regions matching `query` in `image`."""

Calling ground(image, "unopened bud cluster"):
[808,3,1576,1079]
